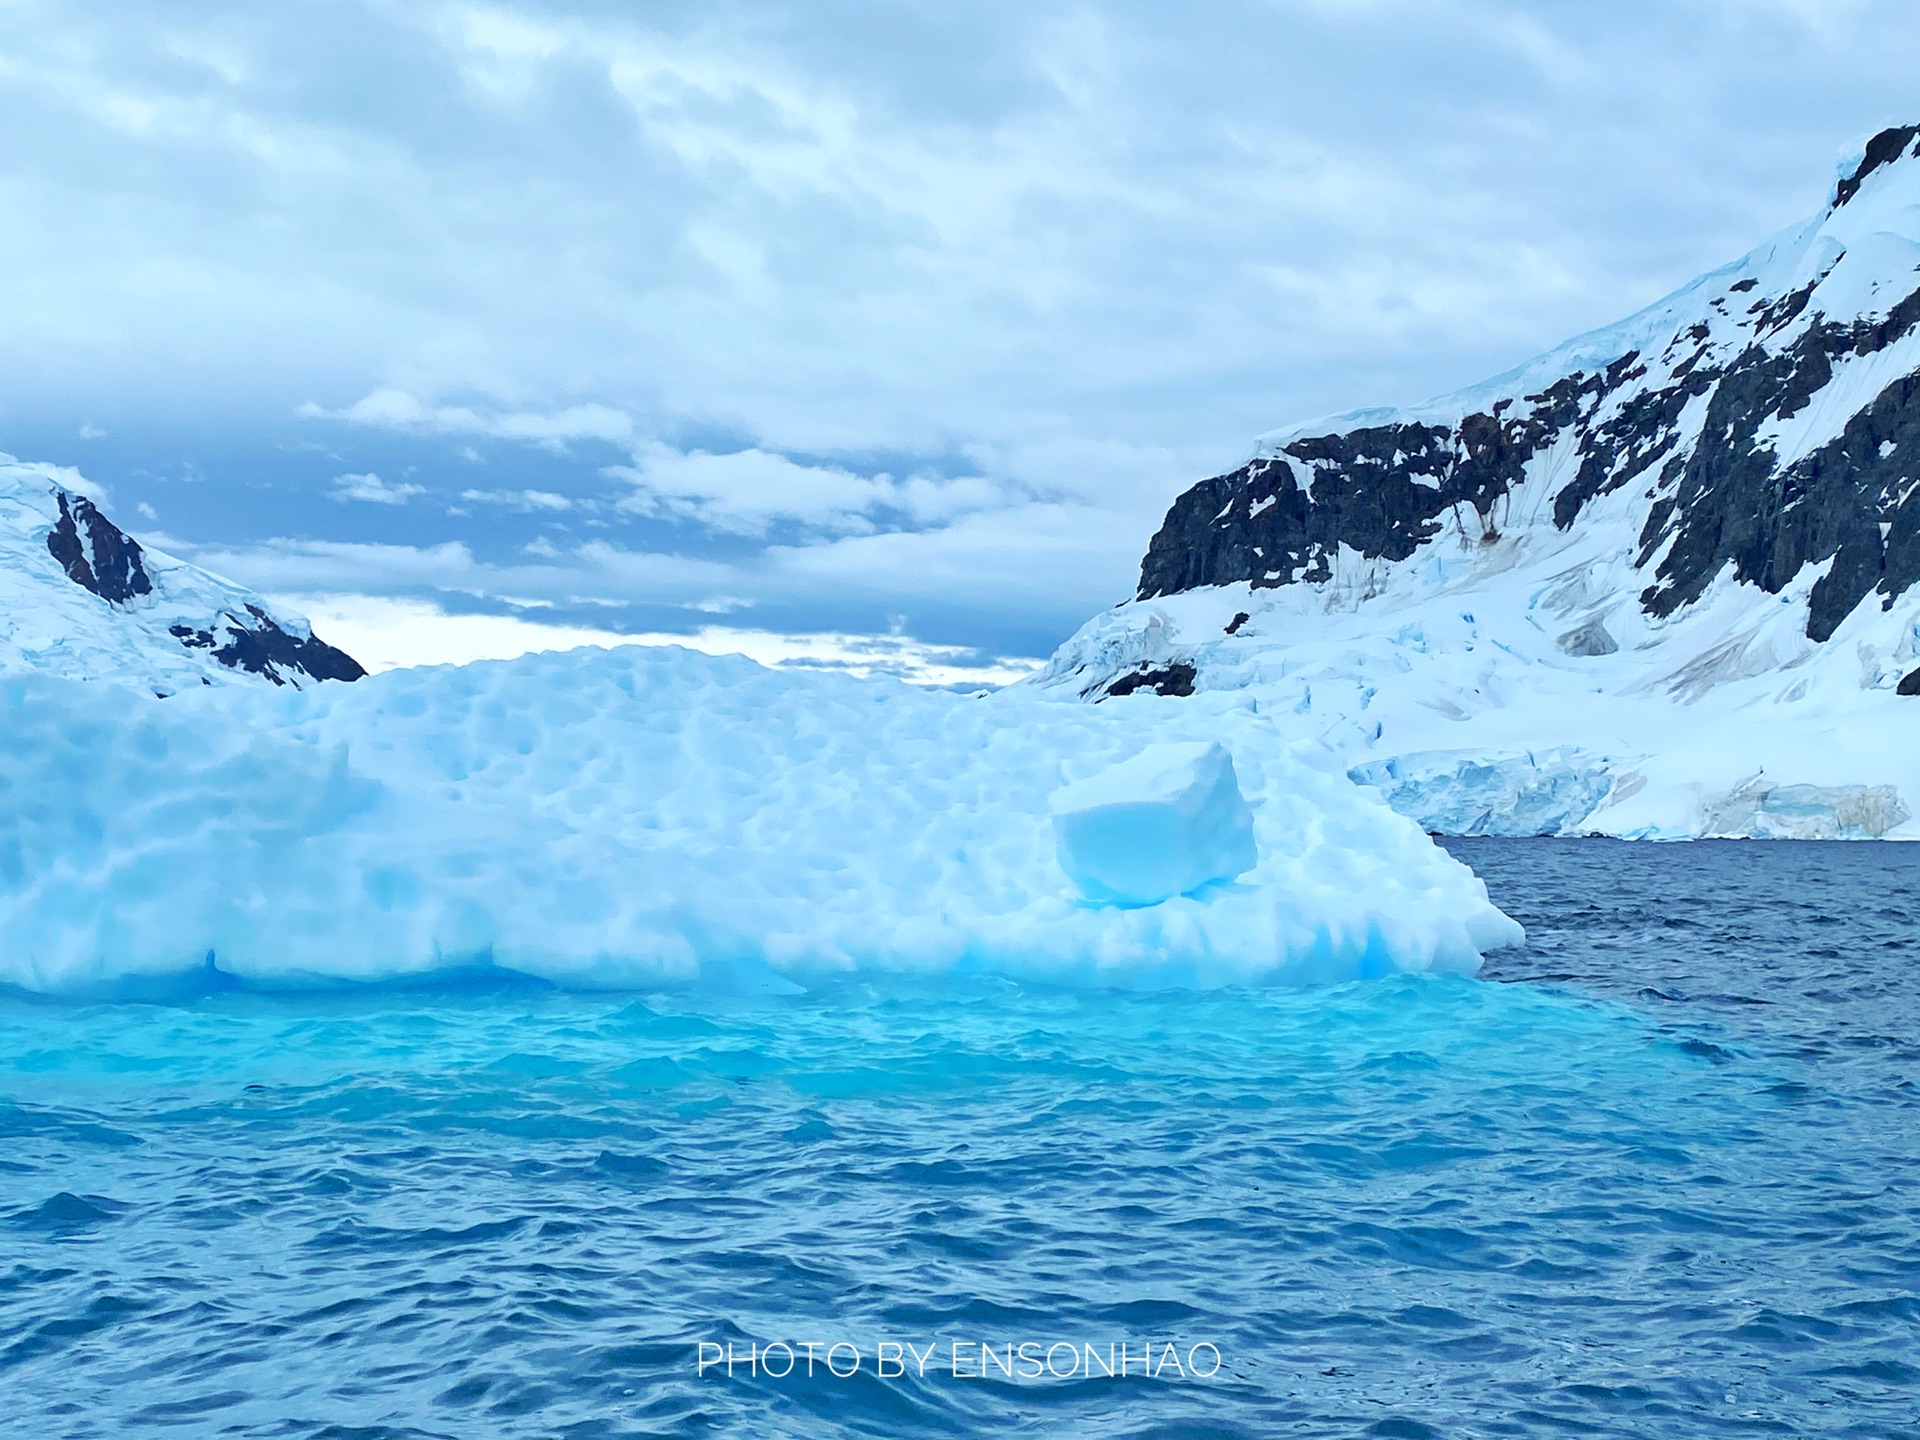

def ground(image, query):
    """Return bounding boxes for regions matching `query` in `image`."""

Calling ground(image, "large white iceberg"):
[0,645,1520,996]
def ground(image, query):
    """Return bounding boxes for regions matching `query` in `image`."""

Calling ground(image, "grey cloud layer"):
[2,0,1917,653]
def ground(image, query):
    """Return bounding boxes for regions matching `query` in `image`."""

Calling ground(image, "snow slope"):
[1038,127,1920,839]
[0,645,1519,998]
[0,455,363,692]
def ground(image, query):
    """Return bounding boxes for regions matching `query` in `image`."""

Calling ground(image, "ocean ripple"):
[0,839,1915,1436]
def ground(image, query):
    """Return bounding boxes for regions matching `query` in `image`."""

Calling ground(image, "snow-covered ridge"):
[0,646,1519,998]
[0,455,364,693]
[1038,126,1920,839]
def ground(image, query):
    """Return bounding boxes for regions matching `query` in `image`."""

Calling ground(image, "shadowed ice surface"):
[1,839,1917,1437]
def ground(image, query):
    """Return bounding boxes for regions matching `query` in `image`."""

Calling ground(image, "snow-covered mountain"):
[1,455,364,694]
[1039,125,1920,840]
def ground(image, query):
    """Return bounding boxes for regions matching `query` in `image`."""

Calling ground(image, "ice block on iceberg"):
[1050,741,1258,906]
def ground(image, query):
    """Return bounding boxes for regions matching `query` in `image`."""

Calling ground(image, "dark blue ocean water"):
[2,839,1917,1439]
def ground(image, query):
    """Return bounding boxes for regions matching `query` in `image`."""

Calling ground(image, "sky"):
[2,0,1917,681]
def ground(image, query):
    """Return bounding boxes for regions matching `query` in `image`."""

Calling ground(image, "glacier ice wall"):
[1346,751,1619,838]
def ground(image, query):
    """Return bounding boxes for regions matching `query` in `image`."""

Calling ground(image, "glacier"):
[0,645,1521,998]
[1345,750,1620,839]
[1040,528,1920,841]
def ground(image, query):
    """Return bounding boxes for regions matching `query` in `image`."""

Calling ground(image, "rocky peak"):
[1037,128,1920,841]
[2,457,366,692]
[47,490,153,604]
[1130,123,1920,658]
[1831,124,1920,211]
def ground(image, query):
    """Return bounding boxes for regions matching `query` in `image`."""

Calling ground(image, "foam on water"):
[2,840,1917,1437]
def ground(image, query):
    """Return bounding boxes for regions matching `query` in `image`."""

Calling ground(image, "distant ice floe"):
[0,646,1521,998]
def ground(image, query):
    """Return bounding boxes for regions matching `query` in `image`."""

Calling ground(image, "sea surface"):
[2,839,1917,1439]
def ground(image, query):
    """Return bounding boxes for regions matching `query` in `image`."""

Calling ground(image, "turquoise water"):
[2,839,1917,1437]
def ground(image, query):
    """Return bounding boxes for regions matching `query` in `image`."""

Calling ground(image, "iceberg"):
[1051,741,1258,905]
[0,645,1521,996]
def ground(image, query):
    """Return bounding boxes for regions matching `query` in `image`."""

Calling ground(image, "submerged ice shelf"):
[0,646,1519,997]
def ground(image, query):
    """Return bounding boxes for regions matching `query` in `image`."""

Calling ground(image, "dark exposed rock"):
[1899,667,1920,696]
[1138,362,1639,601]
[1096,662,1196,699]
[170,605,366,686]
[1832,125,1920,210]
[36,485,367,687]
[20,482,366,689]
[1225,611,1250,635]
[47,491,153,603]
[1638,286,1920,641]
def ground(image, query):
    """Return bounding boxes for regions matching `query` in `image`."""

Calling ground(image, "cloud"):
[606,442,1006,536]
[459,487,573,511]
[306,404,1012,536]
[760,499,1150,636]
[176,533,743,617]
[181,538,485,594]
[4,1,1920,666]
[274,593,1037,687]
[302,390,634,446]
[329,471,426,505]
[162,485,1156,655]
[16,0,1902,457]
